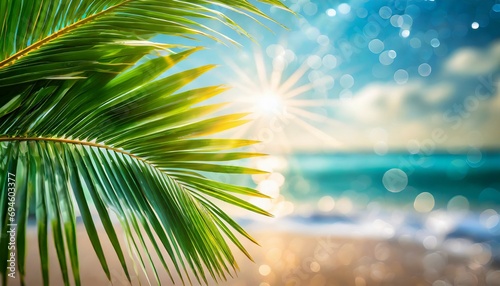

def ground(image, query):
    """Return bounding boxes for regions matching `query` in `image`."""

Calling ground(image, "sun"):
[252,90,284,116]
[220,46,345,151]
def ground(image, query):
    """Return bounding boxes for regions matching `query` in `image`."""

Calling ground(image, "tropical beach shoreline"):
[8,217,500,286]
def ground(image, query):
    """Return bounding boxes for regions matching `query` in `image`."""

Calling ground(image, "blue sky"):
[163,0,500,153]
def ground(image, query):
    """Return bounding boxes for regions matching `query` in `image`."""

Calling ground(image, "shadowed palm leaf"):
[0,0,289,285]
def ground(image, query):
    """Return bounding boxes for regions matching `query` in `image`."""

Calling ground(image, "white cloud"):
[444,41,500,76]
[328,59,500,151]
[337,80,455,125]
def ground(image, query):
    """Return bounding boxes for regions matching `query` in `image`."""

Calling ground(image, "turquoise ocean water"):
[245,152,500,266]
[282,152,500,209]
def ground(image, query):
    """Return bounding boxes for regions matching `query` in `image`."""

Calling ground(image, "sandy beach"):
[220,232,500,286]
[5,225,500,286]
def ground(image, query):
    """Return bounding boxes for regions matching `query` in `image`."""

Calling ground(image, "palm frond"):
[0,0,286,86]
[0,0,290,285]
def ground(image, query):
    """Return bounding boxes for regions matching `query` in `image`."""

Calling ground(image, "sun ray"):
[270,68,283,91]
[282,83,313,99]
[286,106,351,131]
[286,113,343,146]
[277,62,310,94]
[286,106,331,122]
[287,99,341,107]
[254,49,270,91]
[216,44,346,151]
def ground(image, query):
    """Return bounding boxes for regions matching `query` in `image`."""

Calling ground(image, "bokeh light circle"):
[414,192,435,213]
[382,168,408,193]
[369,39,385,54]
[418,63,432,76]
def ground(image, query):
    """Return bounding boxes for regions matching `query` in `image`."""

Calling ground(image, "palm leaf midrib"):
[0,136,267,177]
[0,135,146,162]
[0,0,133,69]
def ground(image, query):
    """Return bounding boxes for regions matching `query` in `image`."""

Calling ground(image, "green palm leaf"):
[0,0,290,285]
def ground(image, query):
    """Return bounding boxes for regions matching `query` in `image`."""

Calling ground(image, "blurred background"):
[182,0,500,285]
